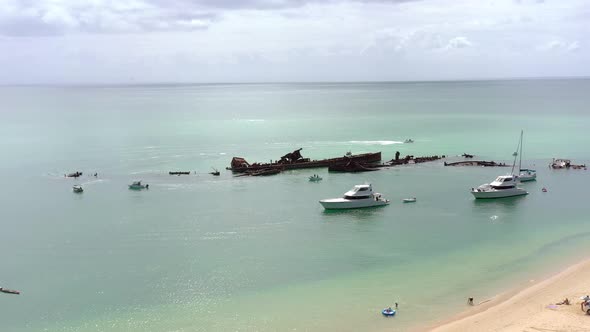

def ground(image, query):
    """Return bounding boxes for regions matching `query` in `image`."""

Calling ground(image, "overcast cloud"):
[0,0,588,84]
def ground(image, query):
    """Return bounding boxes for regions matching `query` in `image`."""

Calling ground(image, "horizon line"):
[1,75,589,88]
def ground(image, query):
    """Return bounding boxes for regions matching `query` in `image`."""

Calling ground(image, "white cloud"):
[541,40,581,52]
[443,36,473,50]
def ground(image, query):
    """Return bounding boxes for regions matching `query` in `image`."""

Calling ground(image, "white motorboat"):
[129,181,149,190]
[319,184,389,209]
[73,185,83,193]
[402,197,416,203]
[471,175,528,199]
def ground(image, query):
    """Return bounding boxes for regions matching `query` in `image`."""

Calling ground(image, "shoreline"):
[424,258,590,332]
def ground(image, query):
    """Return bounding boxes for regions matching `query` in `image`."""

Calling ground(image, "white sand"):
[428,259,590,332]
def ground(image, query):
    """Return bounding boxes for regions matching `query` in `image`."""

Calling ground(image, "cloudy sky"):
[0,0,588,84]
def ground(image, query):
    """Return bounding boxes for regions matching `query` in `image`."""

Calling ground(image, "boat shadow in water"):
[321,205,388,220]
[472,194,528,204]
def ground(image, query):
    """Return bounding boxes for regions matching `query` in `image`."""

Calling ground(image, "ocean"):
[1,79,589,331]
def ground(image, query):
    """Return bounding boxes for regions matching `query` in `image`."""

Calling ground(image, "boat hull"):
[519,174,536,182]
[471,188,528,199]
[319,198,389,210]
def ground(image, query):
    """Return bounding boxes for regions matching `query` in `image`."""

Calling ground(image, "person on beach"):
[468,297,474,305]
[556,298,570,305]
[395,302,398,309]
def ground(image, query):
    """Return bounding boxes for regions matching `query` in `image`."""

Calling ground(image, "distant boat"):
[129,181,149,190]
[309,174,322,182]
[210,168,220,176]
[404,139,414,143]
[403,197,416,203]
[319,184,389,209]
[72,185,83,193]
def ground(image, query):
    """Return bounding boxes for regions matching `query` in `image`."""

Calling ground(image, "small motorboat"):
[309,174,322,182]
[404,139,414,143]
[382,308,396,317]
[462,153,474,158]
[403,197,416,203]
[72,185,83,193]
[210,168,220,176]
[319,184,389,210]
[129,181,149,190]
[542,187,548,192]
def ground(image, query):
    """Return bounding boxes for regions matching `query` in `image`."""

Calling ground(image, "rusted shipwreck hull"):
[328,161,379,172]
[444,160,509,167]
[228,149,381,173]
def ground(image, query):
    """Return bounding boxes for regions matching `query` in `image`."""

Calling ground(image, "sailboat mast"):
[510,131,522,175]
[519,130,523,172]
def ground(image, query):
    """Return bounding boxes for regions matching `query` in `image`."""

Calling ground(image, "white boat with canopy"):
[319,184,389,209]
[471,175,528,199]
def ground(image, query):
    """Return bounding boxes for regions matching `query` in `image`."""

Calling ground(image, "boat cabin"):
[490,175,518,189]
[344,184,374,199]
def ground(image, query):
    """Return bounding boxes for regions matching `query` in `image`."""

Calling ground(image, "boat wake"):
[348,140,403,146]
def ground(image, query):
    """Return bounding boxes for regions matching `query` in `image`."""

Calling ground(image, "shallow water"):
[1,79,589,331]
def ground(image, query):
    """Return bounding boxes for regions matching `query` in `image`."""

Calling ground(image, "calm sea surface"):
[1,79,589,331]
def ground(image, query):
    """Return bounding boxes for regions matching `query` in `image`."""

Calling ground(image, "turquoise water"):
[1,79,589,331]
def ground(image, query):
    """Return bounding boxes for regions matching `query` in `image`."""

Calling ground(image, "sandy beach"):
[429,259,590,332]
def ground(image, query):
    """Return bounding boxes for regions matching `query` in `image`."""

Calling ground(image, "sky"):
[0,0,588,84]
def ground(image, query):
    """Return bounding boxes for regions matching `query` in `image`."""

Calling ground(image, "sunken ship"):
[228,148,381,173]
